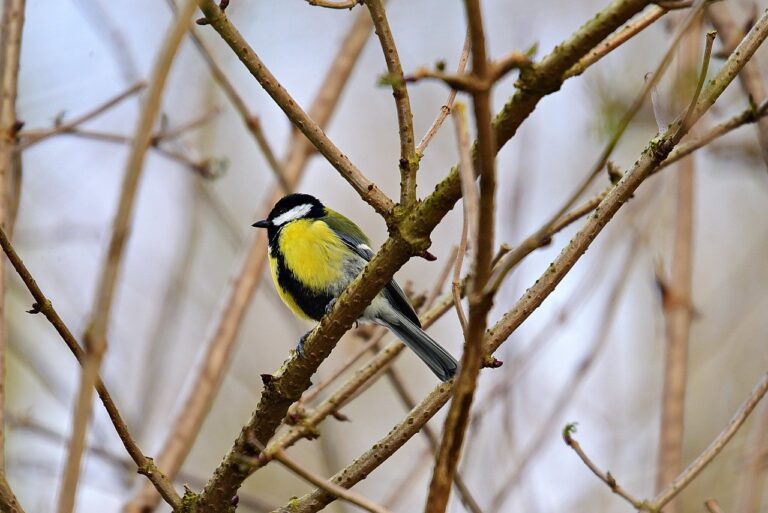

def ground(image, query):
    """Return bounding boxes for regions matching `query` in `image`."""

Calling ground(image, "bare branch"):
[0,0,26,470]
[0,226,182,508]
[263,445,393,513]
[652,373,768,510]
[707,2,768,169]
[426,2,497,510]
[163,0,289,191]
[706,499,727,513]
[198,0,394,217]
[417,33,471,155]
[364,0,418,206]
[563,424,647,510]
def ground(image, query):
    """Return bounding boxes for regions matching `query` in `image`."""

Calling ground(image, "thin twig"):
[491,239,640,512]
[163,0,289,191]
[451,103,476,336]
[56,2,196,512]
[198,0,394,217]
[266,446,393,513]
[0,227,182,508]
[562,425,646,509]
[417,33,471,155]
[15,81,145,151]
[364,0,418,206]
[707,2,768,169]
[0,0,26,471]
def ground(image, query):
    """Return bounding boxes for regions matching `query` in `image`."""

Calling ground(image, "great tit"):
[252,193,458,382]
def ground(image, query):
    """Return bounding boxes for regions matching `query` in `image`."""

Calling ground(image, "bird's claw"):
[295,331,310,359]
[324,298,337,314]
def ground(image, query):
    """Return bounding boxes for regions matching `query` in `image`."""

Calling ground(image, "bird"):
[252,193,458,382]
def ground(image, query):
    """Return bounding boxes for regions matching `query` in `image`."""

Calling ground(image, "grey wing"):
[334,231,422,327]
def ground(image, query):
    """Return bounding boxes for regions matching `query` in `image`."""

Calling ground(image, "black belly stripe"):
[271,242,334,321]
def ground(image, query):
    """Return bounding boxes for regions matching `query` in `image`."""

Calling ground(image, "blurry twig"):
[706,499,727,513]
[653,373,768,511]
[199,0,394,216]
[707,2,768,169]
[0,0,27,470]
[0,473,24,513]
[655,20,707,509]
[15,81,146,151]
[253,442,393,513]
[163,0,289,191]
[491,239,640,512]
[564,373,768,512]
[427,2,497,511]
[306,0,362,8]
[451,103,476,336]
[734,400,768,513]
[364,0,418,206]
[57,3,196,512]
[417,33,471,155]
[0,227,182,508]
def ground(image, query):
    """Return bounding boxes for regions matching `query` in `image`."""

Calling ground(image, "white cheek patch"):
[272,204,313,226]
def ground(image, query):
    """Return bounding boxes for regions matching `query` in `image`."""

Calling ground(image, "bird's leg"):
[324,297,337,314]
[295,331,311,359]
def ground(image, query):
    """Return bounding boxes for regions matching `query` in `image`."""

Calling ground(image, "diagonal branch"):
[0,473,25,513]
[163,0,288,191]
[0,227,182,508]
[706,2,768,169]
[198,0,394,217]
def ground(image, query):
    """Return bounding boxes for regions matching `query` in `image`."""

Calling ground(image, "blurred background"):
[5,0,768,512]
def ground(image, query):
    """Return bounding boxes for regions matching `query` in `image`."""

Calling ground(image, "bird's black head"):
[252,193,325,238]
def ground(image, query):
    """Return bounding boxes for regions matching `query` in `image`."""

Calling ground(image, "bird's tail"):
[381,315,458,382]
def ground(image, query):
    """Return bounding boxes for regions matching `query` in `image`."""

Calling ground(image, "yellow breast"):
[277,218,347,290]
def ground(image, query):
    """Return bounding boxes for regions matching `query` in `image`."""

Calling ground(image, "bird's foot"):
[324,298,337,314]
[295,331,311,359]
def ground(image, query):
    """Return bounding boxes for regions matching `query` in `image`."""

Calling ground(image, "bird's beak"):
[252,219,270,228]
